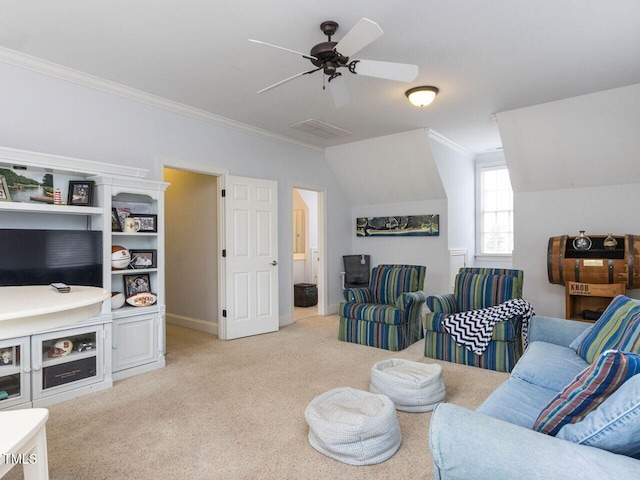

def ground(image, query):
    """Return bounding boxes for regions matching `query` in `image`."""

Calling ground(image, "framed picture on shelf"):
[0,175,10,202]
[0,167,53,204]
[67,180,95,206]
[111,208,122,232]
[131,213,157,232]
[129,249,157,269]
[114,208,130,228]
[123,273,151,297]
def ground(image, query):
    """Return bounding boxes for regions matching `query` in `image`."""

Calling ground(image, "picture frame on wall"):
[129,249,157,269]
[356,214,440,237]
[131,213,157,232]
[67,180,95,206]
[123,273,151,297]
[0,175,10,202]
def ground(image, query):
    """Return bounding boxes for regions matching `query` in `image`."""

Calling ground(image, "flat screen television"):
[0,229,103,287]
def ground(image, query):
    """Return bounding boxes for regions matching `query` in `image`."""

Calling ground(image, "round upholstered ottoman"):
[370,358,446,412]
[304,387,402,465]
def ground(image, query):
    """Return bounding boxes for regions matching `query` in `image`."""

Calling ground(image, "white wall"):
[515,184,640,318]
[351,199,449,296]
[328,128,472,296]
[164,169,218,333]
[0,61,352,323]
[325,129,446,205]
[498,83,640,317]
[429,136,476,256]
[297,189,318,249]
[498,83,640,192]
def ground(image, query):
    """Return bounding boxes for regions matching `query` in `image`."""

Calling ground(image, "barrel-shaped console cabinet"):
[548,234,639,320]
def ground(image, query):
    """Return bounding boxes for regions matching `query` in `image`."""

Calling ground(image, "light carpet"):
[5,315,508,479]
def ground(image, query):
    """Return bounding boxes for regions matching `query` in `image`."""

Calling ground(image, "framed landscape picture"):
[0,167,53,204]
[356,214,439,237]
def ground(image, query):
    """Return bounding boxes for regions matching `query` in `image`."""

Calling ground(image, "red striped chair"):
[424,268,524,372]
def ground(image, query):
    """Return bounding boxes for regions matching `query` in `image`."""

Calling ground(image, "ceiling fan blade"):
[328,76,351,108]
[335,18,383,58]
[248,39,317,61]
[257,68,321,94]
[352,59,419,83]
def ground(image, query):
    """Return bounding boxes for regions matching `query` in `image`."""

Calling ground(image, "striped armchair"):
[338,264,427,351]
[424,268,524,372]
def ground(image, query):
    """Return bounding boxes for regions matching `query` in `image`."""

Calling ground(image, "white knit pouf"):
[304,387,402,465]
[370,358,446,412]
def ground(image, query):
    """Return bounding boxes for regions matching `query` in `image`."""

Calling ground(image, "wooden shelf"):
[0,202,102,215]
[565,281,626,322]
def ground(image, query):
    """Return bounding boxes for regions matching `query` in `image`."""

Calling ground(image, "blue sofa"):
[430,309,640,479]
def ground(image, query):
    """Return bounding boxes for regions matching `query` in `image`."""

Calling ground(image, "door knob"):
[271,260,278,266]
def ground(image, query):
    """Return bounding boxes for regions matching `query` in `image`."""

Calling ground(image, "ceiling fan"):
[249,18,419,108]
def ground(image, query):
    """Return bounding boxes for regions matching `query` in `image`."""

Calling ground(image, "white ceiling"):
[1,1,640,153]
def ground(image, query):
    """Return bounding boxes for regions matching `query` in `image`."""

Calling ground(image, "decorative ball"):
[111,245,131,270]
[126,292,158,307]
[111,292,126,309]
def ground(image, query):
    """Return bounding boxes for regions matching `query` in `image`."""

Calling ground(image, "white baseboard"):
[326,303,339,315]
[167,313,218,335]
[112,359,165,382]
[279,314,294,327]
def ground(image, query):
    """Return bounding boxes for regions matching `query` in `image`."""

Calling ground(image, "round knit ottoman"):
[370,358,446,412]
[304,387,402,465]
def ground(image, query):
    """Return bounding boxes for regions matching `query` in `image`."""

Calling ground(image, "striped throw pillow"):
[617,311,640,353]
[534,350,640,436]
[576,295,640,363]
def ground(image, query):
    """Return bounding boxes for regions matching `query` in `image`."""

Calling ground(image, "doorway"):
[293,187,324,321]
[163,165,224,335]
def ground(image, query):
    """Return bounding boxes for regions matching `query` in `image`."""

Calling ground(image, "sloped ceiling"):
[497,83,640,193]
[325,128,446,206]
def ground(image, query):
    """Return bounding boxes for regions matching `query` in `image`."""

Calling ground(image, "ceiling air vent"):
[289,119,352,139]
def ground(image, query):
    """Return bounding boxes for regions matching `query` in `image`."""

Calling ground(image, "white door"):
[221,175,279,339]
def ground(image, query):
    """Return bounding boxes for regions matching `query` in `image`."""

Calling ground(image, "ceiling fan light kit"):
[406,86,439,107]
[249,18,419,107]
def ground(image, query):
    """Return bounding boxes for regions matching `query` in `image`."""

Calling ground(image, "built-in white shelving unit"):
[0,146,168,409]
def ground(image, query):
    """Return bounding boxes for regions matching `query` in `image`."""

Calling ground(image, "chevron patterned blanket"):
[441,298,534,355]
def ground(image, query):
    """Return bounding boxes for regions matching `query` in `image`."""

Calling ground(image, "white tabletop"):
[0,286,109,321]
[0,408,49,455]
[0,286,109,340]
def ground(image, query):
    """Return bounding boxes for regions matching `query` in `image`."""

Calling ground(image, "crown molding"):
[425,128,474,158]
[0,47,324,154]
[0,145,147,178]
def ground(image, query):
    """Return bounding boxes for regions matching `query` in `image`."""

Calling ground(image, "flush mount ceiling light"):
[405,86,439,107]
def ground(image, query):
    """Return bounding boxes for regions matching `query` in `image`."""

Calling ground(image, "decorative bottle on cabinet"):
[604,233,618,250]
[573,231,592,251]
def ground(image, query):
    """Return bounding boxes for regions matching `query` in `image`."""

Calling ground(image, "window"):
[477,163,513,256]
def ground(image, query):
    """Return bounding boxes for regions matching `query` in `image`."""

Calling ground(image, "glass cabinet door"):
[0,337,31,410]
[31,325,103,400]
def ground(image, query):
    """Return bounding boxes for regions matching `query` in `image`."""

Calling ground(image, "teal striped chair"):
[338,264,427,351]
[424,268,524,372]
